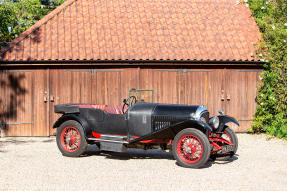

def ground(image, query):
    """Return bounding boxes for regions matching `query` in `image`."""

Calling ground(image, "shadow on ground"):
[174,154,239,169]
[212,154,239,165]
[0,139,30,153]
[0,138,54,144]
[83,145,239,169]
[0,138,55,153]
[83,144,174,160]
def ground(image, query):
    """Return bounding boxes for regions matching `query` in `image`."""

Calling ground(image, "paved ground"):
[0,133,287,191]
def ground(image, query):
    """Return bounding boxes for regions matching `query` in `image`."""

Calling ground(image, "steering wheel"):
[122,96,137,114]
[129,96,137,106]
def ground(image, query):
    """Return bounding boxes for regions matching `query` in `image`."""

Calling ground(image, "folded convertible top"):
[54,104,80,114]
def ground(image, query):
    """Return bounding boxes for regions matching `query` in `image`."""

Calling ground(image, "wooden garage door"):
[179,69,225,117]
[181,68,260,131]
[0,70,34,136]
[0,69,49,136]
[49,69,93,135]
[225,69,262,131]
[140,69,225,116]
[48,68,140,135]
[140,68,261,132]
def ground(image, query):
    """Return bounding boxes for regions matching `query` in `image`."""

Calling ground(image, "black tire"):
[172,128,211,168]
[217,126,238,161]
[56,120,88,157]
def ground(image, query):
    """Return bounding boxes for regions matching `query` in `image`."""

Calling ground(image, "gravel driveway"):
[0,133,287,191]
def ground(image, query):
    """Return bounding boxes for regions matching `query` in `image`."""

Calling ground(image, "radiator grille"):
[152,115,184,131]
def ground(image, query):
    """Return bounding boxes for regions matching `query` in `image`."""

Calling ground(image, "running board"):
[87,138,128,144]
[87,135,128,152]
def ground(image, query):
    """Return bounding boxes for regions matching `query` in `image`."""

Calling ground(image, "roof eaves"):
[0,58,265,65]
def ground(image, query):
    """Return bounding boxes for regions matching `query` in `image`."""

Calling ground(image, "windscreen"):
[128,89,154,103]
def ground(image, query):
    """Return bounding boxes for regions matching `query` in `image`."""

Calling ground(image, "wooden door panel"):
[1,70,34,136]
[225,69,262,131]
[206,69,225,117]
[92,70,122,105]
[120,69,140,103]
[179,69,225,117]
[92,69,139,106]
[49,69,92,135]
[33,69,49,136]
[180,70,208,105]
[140,69,179,104]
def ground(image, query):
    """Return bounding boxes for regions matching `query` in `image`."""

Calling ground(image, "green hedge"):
[247,0,287,138]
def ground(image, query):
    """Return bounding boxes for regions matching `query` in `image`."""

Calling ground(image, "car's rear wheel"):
[56,120,87,157]
[173,128,210,168]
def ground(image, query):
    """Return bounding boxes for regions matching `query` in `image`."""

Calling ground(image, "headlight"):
[200,116,207,124]
[209,116,219,129]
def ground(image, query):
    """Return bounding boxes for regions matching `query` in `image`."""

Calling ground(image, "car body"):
[53,89,239,168]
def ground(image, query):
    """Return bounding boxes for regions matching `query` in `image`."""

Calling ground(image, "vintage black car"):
[53,89,239,168]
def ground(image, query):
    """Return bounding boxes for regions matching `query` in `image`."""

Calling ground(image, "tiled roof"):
[0,0,261,62]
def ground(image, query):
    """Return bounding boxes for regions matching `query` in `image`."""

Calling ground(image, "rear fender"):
[218,115,239,132]
[52,114,91,137]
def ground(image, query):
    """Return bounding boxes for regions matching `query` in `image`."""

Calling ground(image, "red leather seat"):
[106,105,123,114]
[74,104,124,114]
[91,105,107,110]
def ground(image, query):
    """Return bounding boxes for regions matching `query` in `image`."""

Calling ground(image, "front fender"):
[190,120,213,132]
[169,119,213,136]
[218,115,239,132]
[52,114,91,137]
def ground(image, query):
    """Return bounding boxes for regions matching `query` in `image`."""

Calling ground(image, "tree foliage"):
[247,0,287,138]
[0,0,65,48]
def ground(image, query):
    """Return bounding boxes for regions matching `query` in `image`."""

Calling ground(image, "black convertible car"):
[53,89,238,168]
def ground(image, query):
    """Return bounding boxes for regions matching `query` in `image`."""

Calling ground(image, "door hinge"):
[5,122,33,125]
[3,70,34,73]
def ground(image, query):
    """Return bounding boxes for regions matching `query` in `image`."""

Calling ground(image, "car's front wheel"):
[56,120,87,157]
[172,128,210,168]
[216,126,238,161]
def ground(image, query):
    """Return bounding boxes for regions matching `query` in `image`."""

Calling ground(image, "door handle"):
[227,94,231,101]
[221,90,224,101]
[44,97,48,103]
[50,96,55,102]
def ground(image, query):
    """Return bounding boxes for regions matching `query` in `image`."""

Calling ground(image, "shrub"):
[247,0,287,138]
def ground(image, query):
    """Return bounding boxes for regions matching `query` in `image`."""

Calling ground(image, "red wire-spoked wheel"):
[221,131,232,144]
[176,134,203,164]
[60,126,82,152]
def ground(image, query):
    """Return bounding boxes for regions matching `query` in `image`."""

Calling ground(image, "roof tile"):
[0,0,261,62]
